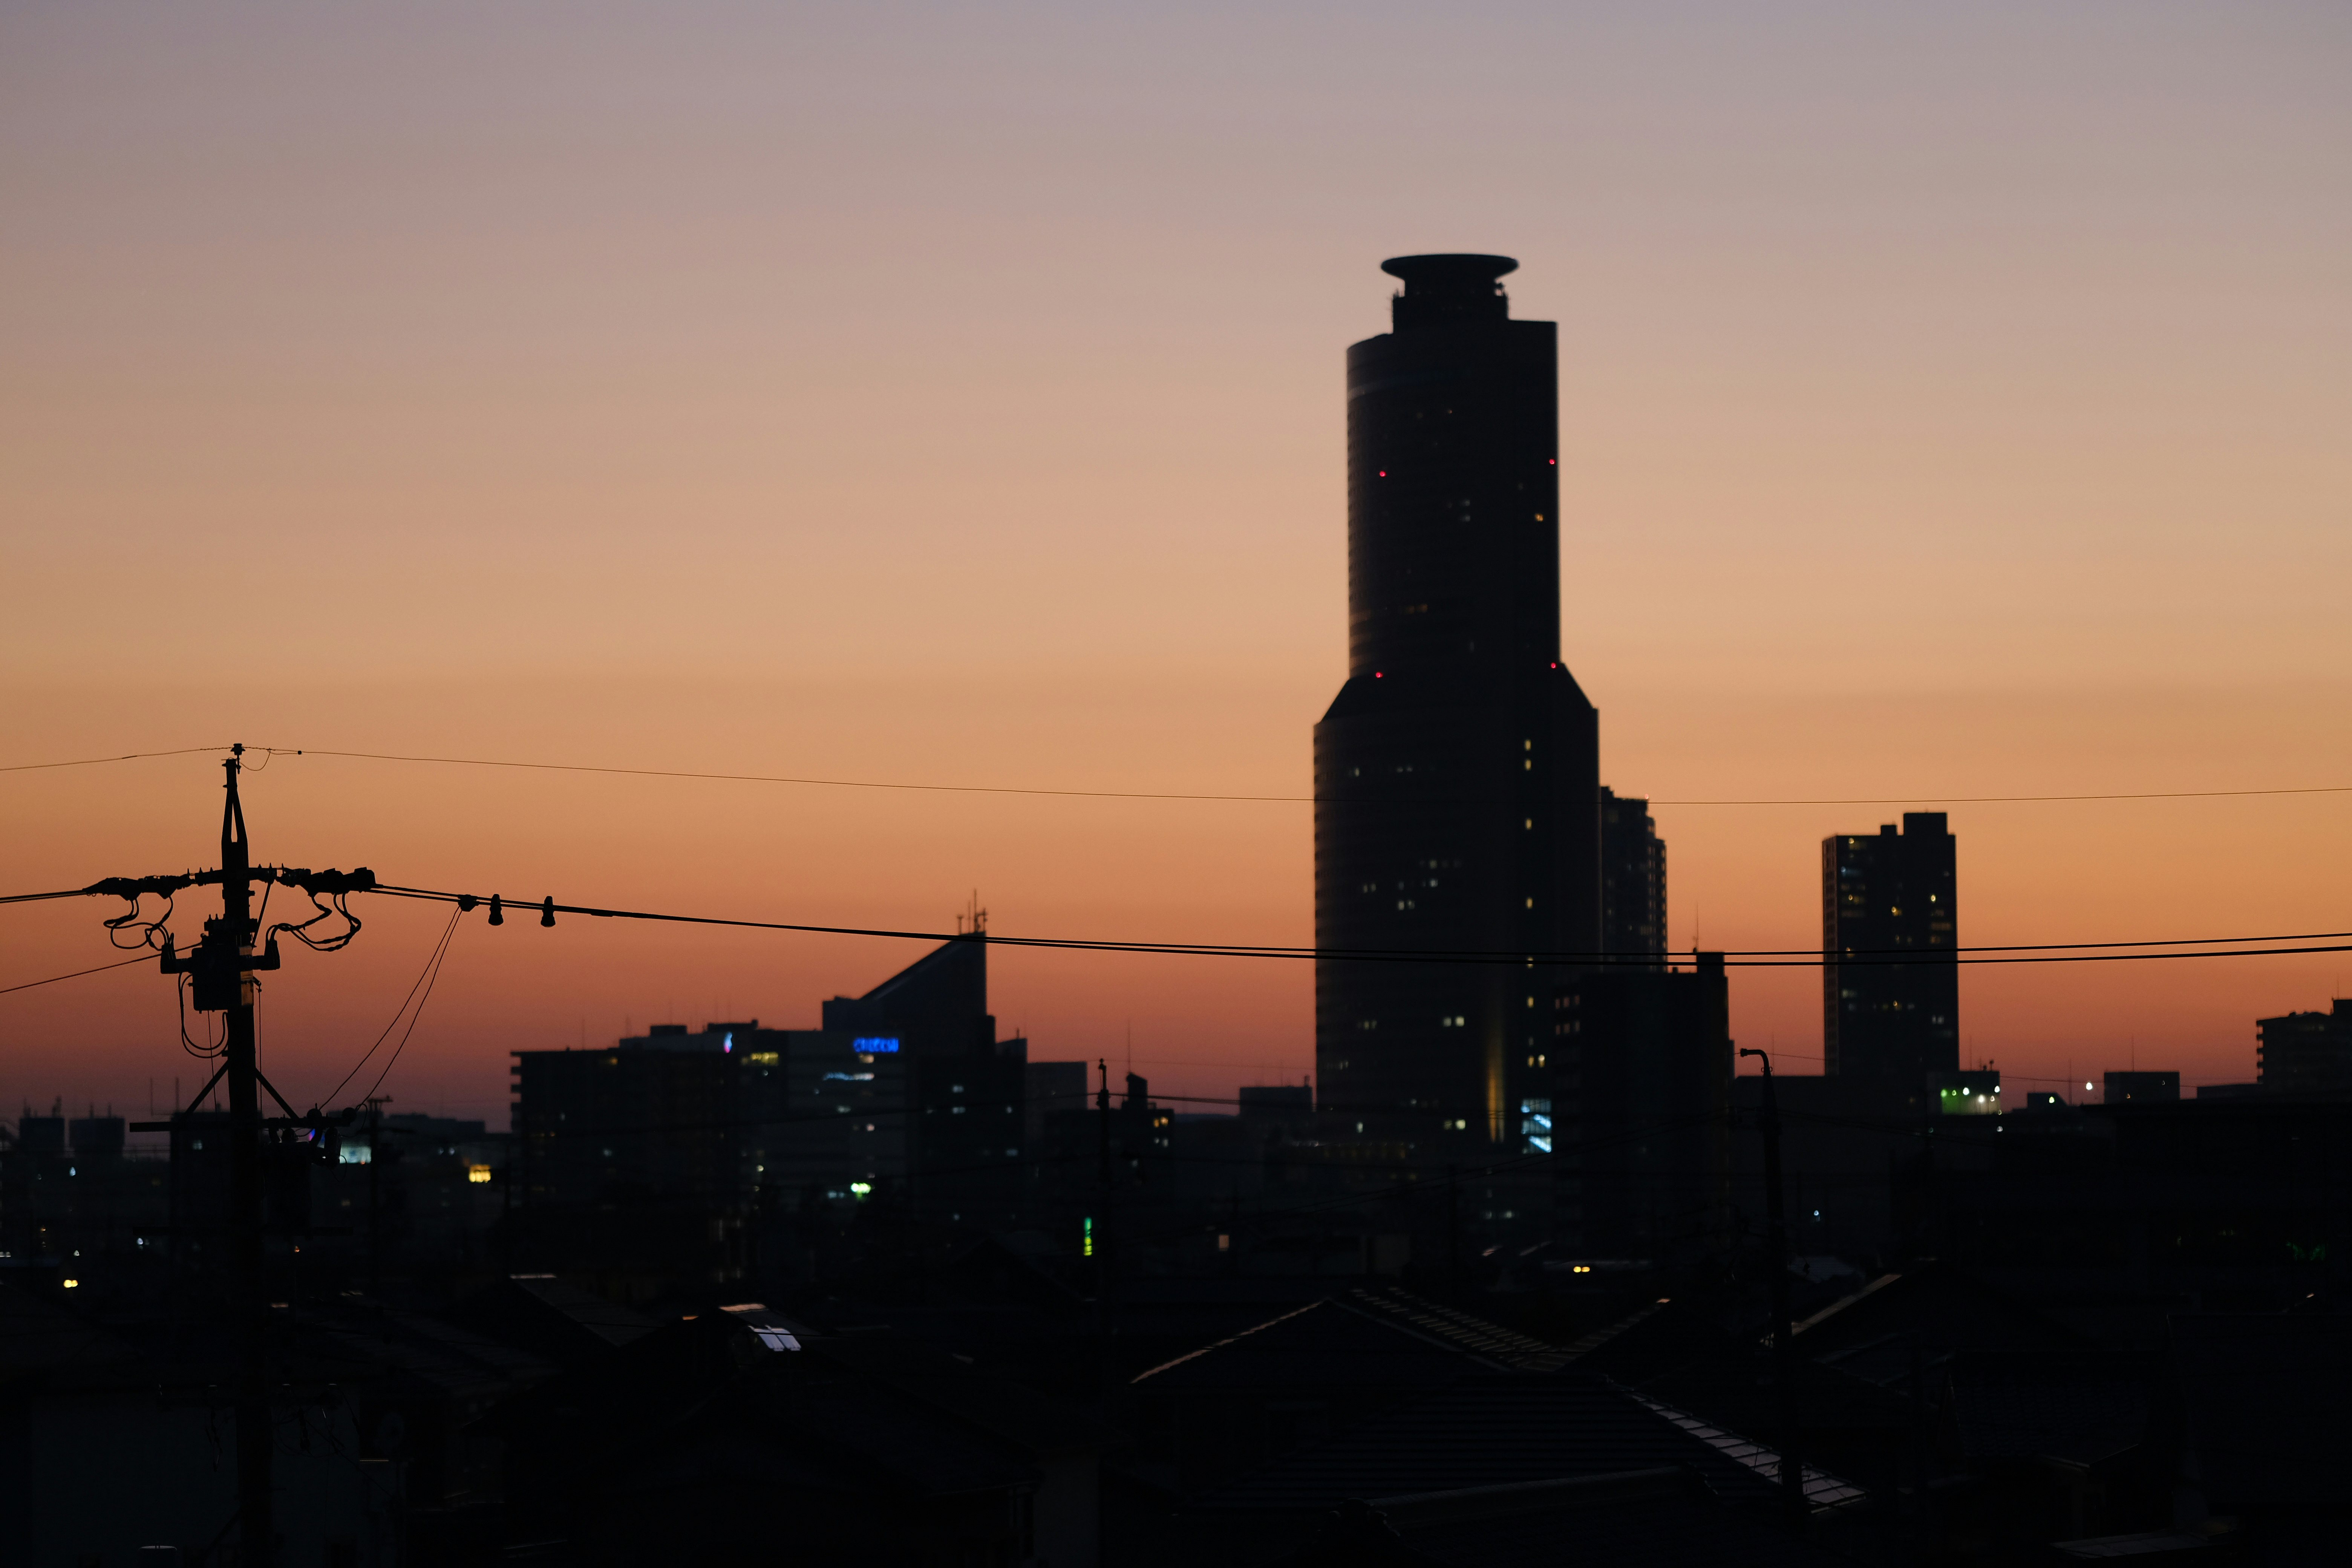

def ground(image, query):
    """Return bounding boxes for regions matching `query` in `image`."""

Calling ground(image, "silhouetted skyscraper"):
[1600,787,1666,966]
[1314,255,1602,1142]
[1822,813,1958,1086]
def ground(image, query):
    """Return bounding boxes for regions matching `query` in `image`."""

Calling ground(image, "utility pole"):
[219,749,272,1568]
[154,746,281,1565]
[1096,1057,1113,1192]
[97,744,377,1568]
[1740,1047,1807,1528]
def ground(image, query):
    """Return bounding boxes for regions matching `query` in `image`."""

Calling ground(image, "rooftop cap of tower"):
[1381,253,1517,330]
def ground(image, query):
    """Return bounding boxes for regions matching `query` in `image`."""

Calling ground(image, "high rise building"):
[1599,788,1666,966]
[1314,255,1602,1142]
[1821,813,1958,1086]
[2256,1000,2352,1095]
[820,935,1031,1228]
[1549,956,1731,1259]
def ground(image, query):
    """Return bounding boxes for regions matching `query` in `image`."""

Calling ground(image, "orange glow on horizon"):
[2,3,2346,1125]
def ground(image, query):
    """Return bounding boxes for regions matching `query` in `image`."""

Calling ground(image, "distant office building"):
[2256,1000,2352,1095]
[1822,813,1958,1087]
[2,1102,166,1269]
[510,1018,868,1290]
[1122,1072,1174,1169]
[821,934,1030,1228]
[2103,1071,2179,1105]
[1024,1059,1092,1147]
[14,1109,65,1157]
[1599,788,1666,967]
[513,1031,740,1210]
[1315,254,1603,1145]
[66,1114,126,1162]
[1237,1084,1314,1128]
[730,1026,908,1202]
[1930,1069,2003,1116]
[509,935,1033,1286]
[380,1111,493,1162]
[1550,955,1732,1260]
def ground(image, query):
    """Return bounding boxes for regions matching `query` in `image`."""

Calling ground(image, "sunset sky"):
[4,2,2348,1130]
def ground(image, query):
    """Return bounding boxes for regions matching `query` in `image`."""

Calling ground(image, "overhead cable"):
[0,951,159,997]
[252,746,2352,809]
[0,745,235,776]
[360,883,2352,968]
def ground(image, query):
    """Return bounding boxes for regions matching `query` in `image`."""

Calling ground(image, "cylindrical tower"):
[1313,255,1600,1145]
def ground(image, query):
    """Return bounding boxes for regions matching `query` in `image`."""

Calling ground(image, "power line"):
[24,871,2352,964]
[0,745,233,776]
[1659,786,2352,807]
[5,740,2343,809]
[319,908,464,1109]
[0,951,158,996]
[248,745,2352,810]
[264,747,1311,804]
[7,735,2351,818]
[353,914,459,1107]
[2,887,102,907]
[361,884,2352,969]
[28,872,2350,962]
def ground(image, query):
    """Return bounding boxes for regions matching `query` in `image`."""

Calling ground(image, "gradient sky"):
[4,2,2348,1132]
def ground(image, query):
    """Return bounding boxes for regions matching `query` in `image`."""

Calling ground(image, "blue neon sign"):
[853,1036,900,1053]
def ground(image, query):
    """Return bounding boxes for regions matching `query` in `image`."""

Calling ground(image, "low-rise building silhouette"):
[2103,1070,2179,1104]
